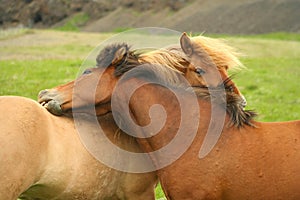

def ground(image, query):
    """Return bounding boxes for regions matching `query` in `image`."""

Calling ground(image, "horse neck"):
[97,113,141,152]
[122,79,226,156]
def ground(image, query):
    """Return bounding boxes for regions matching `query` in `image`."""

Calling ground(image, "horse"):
[38,33,300,200]
[0,96,157,200]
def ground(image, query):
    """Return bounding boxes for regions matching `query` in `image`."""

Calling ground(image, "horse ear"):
[180,32,193,56]
[111,46,127,66]
[96,44,130,68]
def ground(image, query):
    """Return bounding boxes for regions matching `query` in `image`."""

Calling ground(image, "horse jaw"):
[42,100,63,116]
[38,89,64,116]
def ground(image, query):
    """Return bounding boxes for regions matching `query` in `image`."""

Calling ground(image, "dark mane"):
[114,51,141,77]
[96,43,131,68]
[221,77,257,127]
[96,43,141,77]
[194,78,257,128]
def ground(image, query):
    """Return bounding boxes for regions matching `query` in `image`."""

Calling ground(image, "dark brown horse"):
[38,33,300,200]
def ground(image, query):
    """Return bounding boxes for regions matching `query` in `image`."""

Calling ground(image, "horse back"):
[219,120,300,199]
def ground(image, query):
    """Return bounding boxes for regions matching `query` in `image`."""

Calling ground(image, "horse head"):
[180,32,247,108]
[38,43,133,116]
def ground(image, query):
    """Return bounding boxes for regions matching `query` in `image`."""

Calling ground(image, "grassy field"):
[0,29,299,199]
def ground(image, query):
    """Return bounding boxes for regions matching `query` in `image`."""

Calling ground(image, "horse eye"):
[195,68,206,75]
[82,69,92,75]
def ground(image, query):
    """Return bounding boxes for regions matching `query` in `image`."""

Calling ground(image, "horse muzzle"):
[38,89,63,116]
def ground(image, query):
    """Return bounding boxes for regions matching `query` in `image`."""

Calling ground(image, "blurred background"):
[1,0,300,34]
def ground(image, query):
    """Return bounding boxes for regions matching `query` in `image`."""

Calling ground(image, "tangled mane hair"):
[187,77,256,128]
[96,43,141,76]
[96,35,244,77]
[96,43,189,77]
[138,47,189,73]
[189,35,244,70]
[213,78,256,127]
[138,35,244,73]
[96,43,131,68]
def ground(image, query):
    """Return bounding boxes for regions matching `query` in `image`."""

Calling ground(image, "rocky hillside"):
[1,0,299,34]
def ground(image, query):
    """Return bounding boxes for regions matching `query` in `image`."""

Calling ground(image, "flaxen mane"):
[190,35,244,70]
[138,35,244,72]
[138,48,189,73]
[96,37,243,77]
[139,35,244,72]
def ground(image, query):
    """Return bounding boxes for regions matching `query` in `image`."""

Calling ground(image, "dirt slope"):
[165,0,300,34]
[1,0,299,34]
[84,0,300,34]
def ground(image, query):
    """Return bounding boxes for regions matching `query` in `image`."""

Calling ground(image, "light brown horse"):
[39,34,300,200]
[0,96,157,200]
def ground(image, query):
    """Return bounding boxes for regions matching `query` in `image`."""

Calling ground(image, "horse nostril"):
[38,89,49,98]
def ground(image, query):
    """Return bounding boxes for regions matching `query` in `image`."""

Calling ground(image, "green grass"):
[55,13,90,32]
[1,30,299,199]
[233,57,300,121]
[155,184,166,199]
[242,32,300,42]
[205,32,300,42]
[112,27,132,33]
[0,59,81,99]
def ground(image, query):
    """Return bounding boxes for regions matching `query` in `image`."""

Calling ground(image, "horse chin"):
[42,100,63,116]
